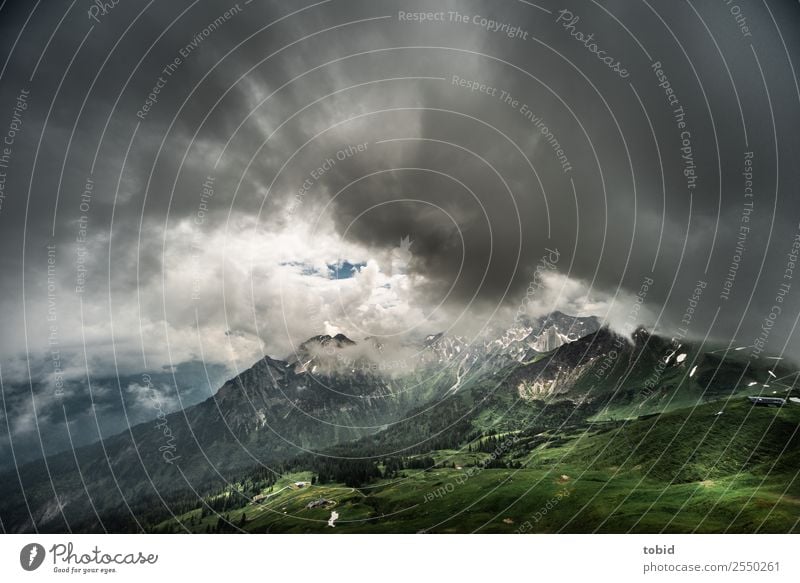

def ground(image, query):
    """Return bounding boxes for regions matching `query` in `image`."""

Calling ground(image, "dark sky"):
[1,0,800,466]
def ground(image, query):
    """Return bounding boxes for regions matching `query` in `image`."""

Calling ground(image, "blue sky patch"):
[327,261,366,279]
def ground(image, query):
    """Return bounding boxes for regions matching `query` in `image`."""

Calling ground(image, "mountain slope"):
[153,398,800,534]
[0,344,455,532]
[2,316,795,533]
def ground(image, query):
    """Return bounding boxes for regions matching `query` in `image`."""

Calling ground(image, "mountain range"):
[1,311,797,533]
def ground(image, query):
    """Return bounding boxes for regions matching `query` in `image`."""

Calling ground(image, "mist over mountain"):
[1,311,796,533]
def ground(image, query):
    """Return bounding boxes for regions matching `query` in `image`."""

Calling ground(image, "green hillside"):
[151,398,800,534]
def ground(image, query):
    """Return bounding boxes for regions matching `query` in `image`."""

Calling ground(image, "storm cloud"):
[1,0,800,466]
